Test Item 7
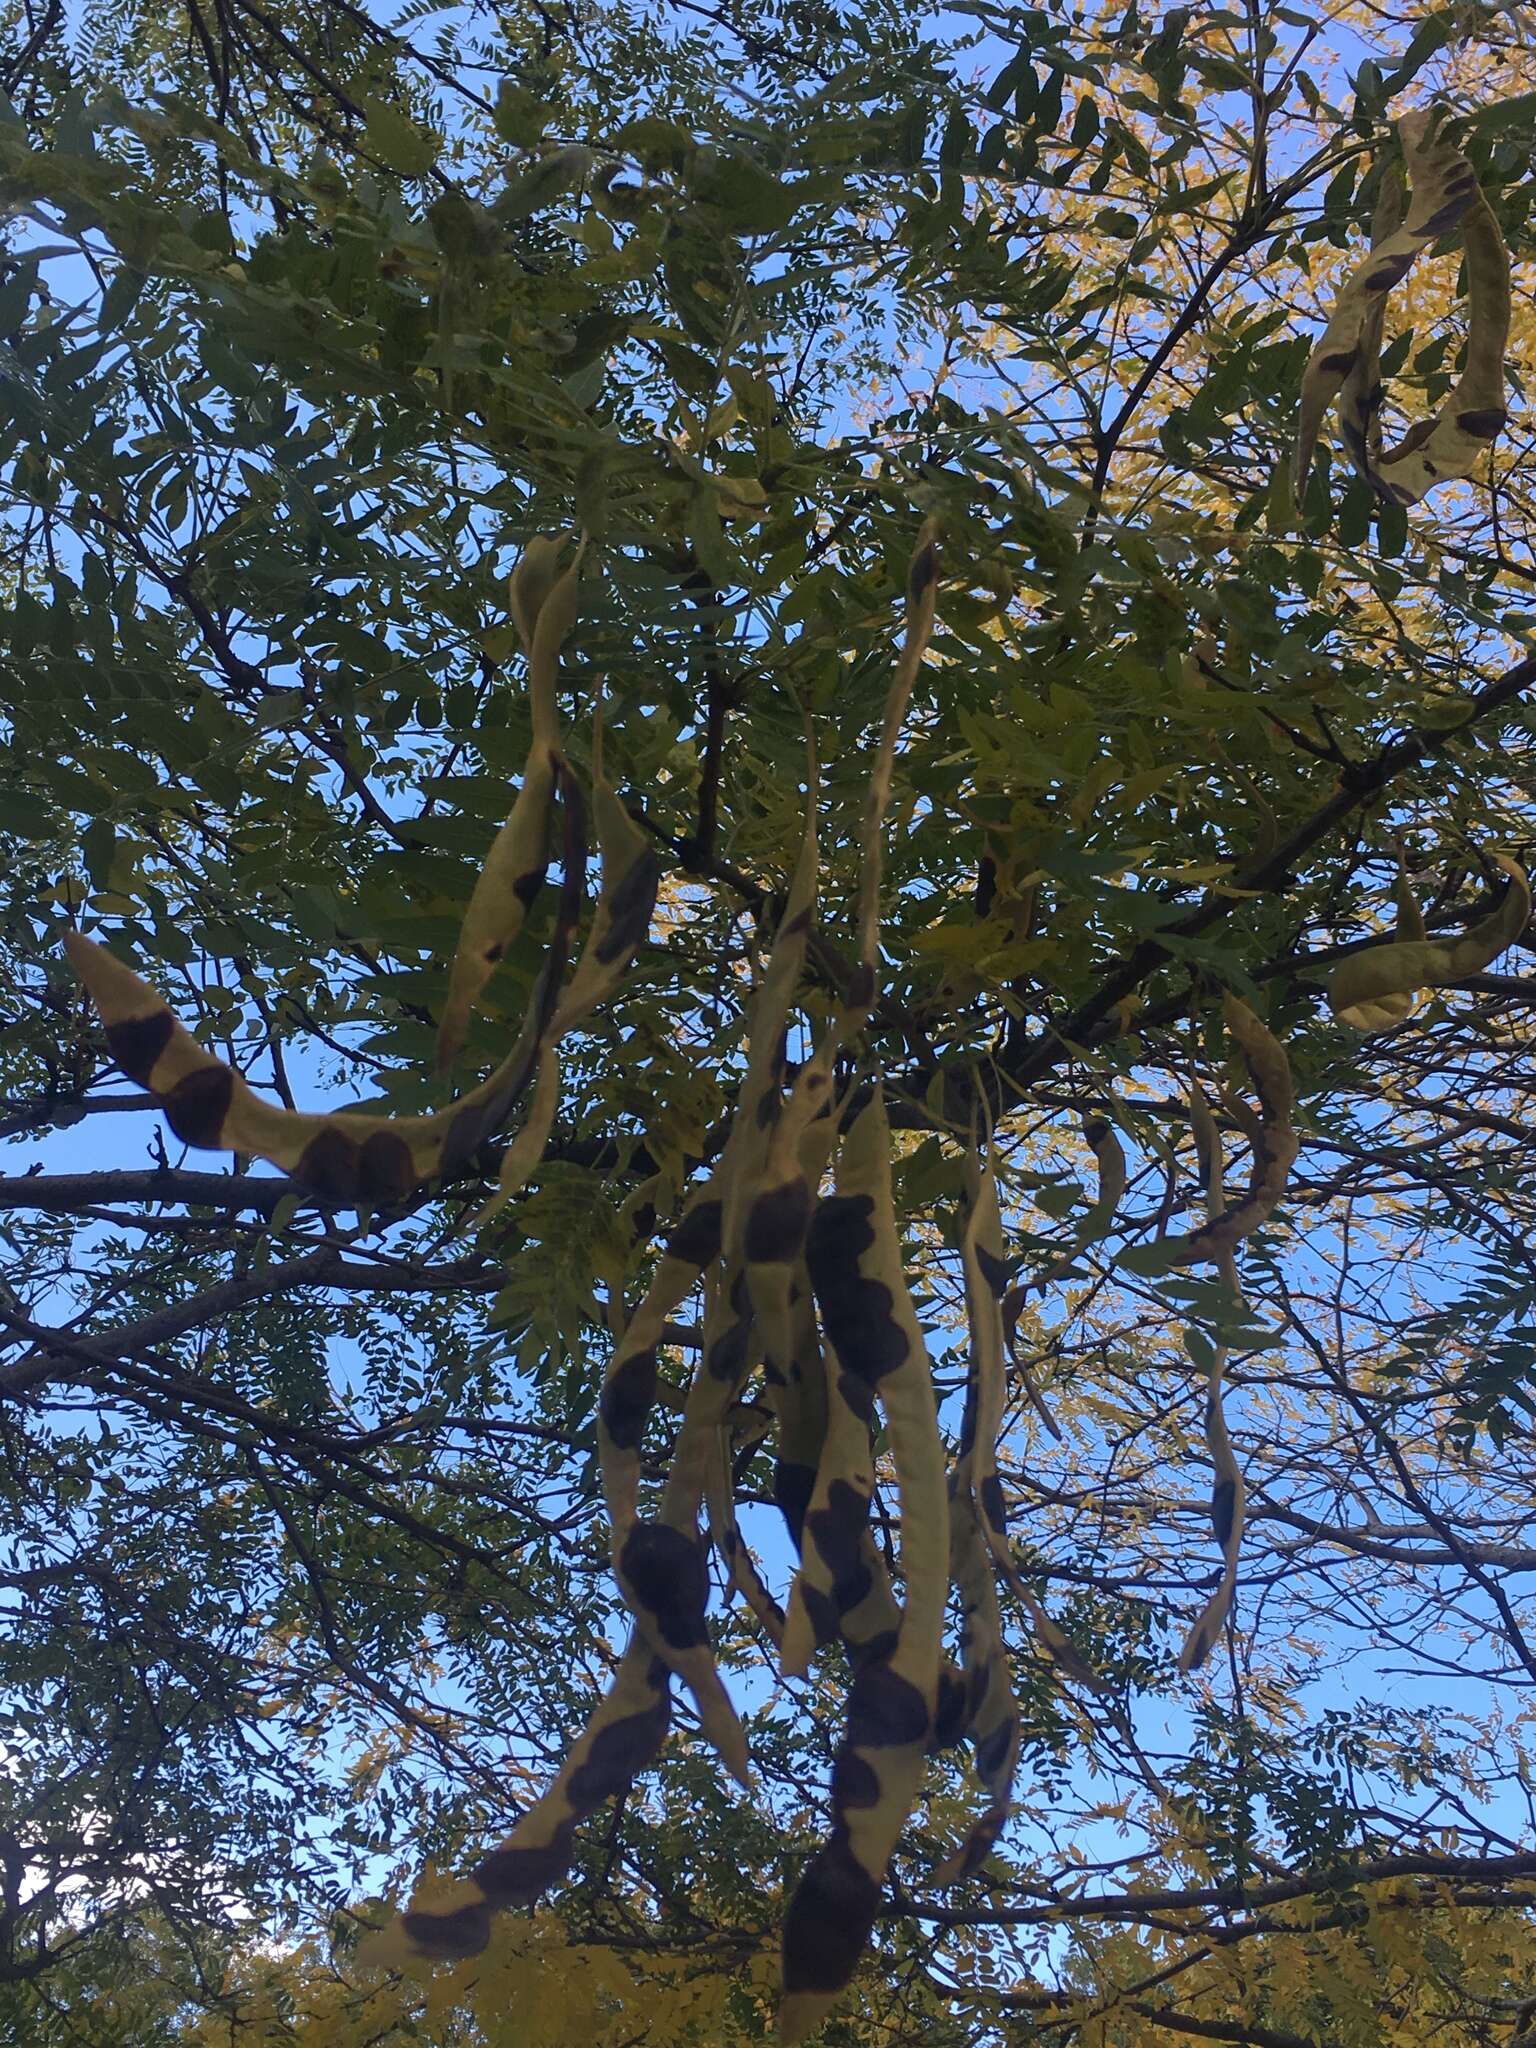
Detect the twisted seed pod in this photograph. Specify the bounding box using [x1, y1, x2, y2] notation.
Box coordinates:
[1294, 106, 1511, 508]
[596, 1187, 724, 1551]
[1001, 1110, 1127, 1441]
[437, 537, 579, 1070]
[962, 1132, 1105, 1694]
[547, 703, 660, 1039]
[467, 712, 660, 1229]
[363, 1636, 671, 1966]
[611, 1262, 754, 1784]
[933, 1140, 1022, 1882]
[1161, 994, 1296, 1267]
[770, 1116, 840, 1552]
[778, 1087, 949, 2043]
[1328, 854, 1530, 1032]
[1176, 1084, 1247, 1674]
[62, 766, 588, 1206]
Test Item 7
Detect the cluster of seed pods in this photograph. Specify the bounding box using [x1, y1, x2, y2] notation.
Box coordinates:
[1294, 102, 1511, 507]
[62, 153, 1531, 2015]
[64, 535, 659, 1212]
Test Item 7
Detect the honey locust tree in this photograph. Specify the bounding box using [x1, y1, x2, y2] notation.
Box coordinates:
[3, 1, 1536, 2044]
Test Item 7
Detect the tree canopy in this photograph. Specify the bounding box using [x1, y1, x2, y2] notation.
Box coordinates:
[4, 2, 1536, 2044]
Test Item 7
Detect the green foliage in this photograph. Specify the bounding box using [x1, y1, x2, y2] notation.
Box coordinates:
[4, 1, 1536, 2044]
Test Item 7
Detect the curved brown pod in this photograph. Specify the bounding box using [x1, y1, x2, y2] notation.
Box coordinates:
[1161, 994, 1296, 1268]
[1177, 1083, 1248, 1673]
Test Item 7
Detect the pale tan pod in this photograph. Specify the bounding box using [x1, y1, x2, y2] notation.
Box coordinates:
[1329, 855, 1530, 1032]
[1294, 105, 1510, 508]
[778, 1089, 949, 2041]
[436, 539, 582, 1071]
[65, 932, 548, 1205]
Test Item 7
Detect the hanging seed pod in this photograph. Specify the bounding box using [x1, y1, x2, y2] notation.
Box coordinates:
[1328, 854, 1530, 1032]
[778, 1087, 949, 2043]
[1294, 106, 1511, 507]
[596, 1184, 724, 1550]
[1176, 1084, 1247, 1674]
[777, 1123, 967, 1719]
[769, 1115, 840, 1553]
[62, 765, 588, 1206]
[1161, 995, 1296, 1267]
[363, 1636, 671, 1966]
[933, 1139, 1022, 1880]
[438, 535, 581, 1071]
[547, 700, 660, 1038]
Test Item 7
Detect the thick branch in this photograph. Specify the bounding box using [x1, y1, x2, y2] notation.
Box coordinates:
[1131, 2006, 1333, 2048]
[899, 650, 1536, 1124]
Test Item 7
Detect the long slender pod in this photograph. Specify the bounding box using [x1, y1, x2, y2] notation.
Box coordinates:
[779, 520, 943, 1671]
[466, 704, 658, 1227]
[770, 1114, 839, 1552]
[778, 1086, 949, 2042]
[933, 1136, 1022, 1881]
[852, 520, 941, 995]
[596, 1186, 724, 1550]
[779, 1125, 886, 1676]
[62, 764, 589, 1205]
[778, 1121, 967, 1727]
[1001, 1110, 1127, 1438]
[363, 1636, 671, 1966]
[610, 1246, 753, 1786]
[1160, 994, 1296, 1268]
[1177, 1083, 1247, 1674]
[437, 536, 580, 1070]
[1335, 163, 1407, 485]
[547, 698, 661, 1039]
